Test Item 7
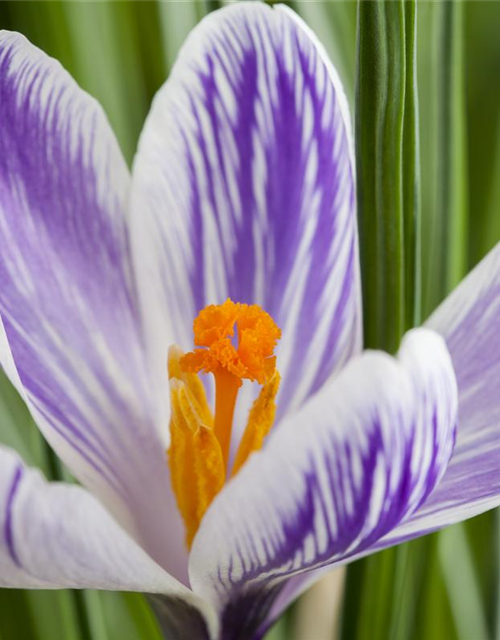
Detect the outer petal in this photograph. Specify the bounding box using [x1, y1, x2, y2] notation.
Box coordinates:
[265, 241, 500, 631]
[0, 32, 186, 579]
[0, 445, 185, 593]
[380, 243, 500, 546]
[188, 329, 457, 636]
[130, 3, 361, 428]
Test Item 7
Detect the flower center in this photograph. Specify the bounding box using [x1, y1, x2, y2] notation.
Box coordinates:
[167, 299, 281, 548]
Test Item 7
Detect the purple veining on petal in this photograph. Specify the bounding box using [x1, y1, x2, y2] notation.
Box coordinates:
[0, 446, 195, 594]
[189, 330, 457, 609]
[222, 426, 402, 589]
[0, 33, 188, 580]
[131, 3, 361, 435]
[222, 412, 451, 586]
[0, 42, 141, 469]
[220, 584, 282, 640]
[376, 245, 500, 546]
[188, 24, 358, 414]
[31, 396, 126, 497]
[4, 463, 23, 567]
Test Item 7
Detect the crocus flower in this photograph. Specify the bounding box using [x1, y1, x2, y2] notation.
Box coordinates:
[0, 4, 499, 639]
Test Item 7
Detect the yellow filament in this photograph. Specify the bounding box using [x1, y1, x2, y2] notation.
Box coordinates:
[232, 371, 281, 477]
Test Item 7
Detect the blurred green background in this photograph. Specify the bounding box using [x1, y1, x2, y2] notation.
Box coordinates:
[0, 1, 499, 639]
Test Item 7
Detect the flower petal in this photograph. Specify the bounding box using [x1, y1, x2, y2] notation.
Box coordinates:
[0, 32, 186, 579]
[130, 3, 361, 429]
[188, 329, 457, 628]
[380, 244, 500, 546]
[0, 445, 184, 593]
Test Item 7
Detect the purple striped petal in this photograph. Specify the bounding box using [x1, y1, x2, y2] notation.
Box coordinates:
[0, 445, 188, 594]
[0, 32, 187, 580]
[378, 243, 500, 547]
[188, 329, 457, 627]
[263, 242, 500, 629]
[130, 3, 361, 438]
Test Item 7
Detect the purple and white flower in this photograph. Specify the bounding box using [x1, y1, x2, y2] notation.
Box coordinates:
[0, 4, 499, 639]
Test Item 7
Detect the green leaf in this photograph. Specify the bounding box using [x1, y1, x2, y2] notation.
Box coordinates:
[0, 1, 75, 74]
[60, 1, 149, 165]
[402, 0, 421, 328]
[0, 372, 43, 470]
[81, 591, 110, 640]
[341, 548, 397, 639]
[158, 1, 207, 74]
[464, 1, 500, 266]
[412, 535, 458, 640]
[439, 524, 489, 640]
[0, 589, 88, 640]
[421, 0, 468, 315]
[355, 0, 408, 353]
[100, 592, 162, 640]
[0, 590, 41, 640]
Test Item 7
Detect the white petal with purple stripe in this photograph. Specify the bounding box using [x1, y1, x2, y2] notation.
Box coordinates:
[130, 2, 361, 436]
[188, 329, 457, 608]
[0, 31, 186, 580]
[379, 242, 500, 546]
[0, 445, 190, 594]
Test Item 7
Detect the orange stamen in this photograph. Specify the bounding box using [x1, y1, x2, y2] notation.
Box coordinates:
[193, 425, 225, 520]
[167, 299, 281, 548]
[232, 371, 281, 477]
[167, 376, 224, 548]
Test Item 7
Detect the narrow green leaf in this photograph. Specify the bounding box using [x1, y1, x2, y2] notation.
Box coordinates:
[412, 535, 458, 640]
[478, 112, 500, 258]
[82, 591, 110, 640]
[342, 3, 424, 639]
[158, 1, 207, 74]
[421, 0, 467, 315]
[341, 548, 398, 639]
[128, 1, 167, 103]
[0, 590, 39, 640]
[439, 525, 489, 640]
[0, 1, 75, 74]
[463, 1, 500, 266]
[29, 590, 87, 640]
[402, 0, 421, 328]
[457, 513, 496, 637]
[0, 373, 44, 470]
[388, 540, 428, 640]
[341, 542, 432, 640]
[100, 592, 162, 640]
[61, 1, 149, 164]
[355, 0, 407, 353]
[0, 589, 89, 640]
[436, 0, 468, 291]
